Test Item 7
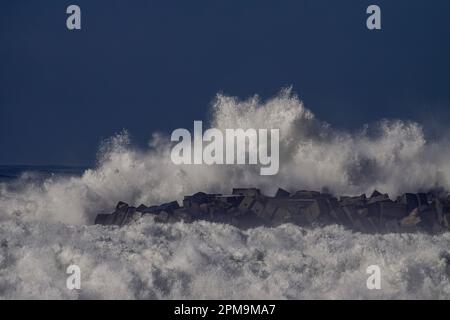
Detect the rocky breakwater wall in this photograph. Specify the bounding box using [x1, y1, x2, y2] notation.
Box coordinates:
[95, 188, 450, 233]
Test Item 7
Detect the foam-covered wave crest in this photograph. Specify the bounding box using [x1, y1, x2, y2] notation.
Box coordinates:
[0, 218, 449, 299]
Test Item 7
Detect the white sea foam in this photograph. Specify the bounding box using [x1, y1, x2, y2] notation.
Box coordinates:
[0, 218, 449, 299]
[1, 89, 450, 299]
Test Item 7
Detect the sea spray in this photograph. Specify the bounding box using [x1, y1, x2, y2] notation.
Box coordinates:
[1, 89, 450, 225]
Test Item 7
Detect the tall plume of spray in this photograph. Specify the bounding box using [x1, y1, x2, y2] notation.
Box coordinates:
[1, 88, 450, 225]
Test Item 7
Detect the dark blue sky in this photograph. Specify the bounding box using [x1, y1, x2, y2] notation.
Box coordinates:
[1, 0, 449, 165]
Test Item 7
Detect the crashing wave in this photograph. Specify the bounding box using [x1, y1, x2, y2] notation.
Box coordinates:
[1, 89, 450, 226]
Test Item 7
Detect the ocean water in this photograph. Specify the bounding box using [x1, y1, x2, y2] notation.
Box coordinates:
[1, 89, 450, 299]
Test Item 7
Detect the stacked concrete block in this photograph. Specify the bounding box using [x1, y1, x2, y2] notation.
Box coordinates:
[94, 187, 450, 234]
[258, 199, 278, 221]
[232, 188, 261, 197]
[303, 198, 329, 223]
[275, 188, 290, 198]
[238, 196, 256, 214]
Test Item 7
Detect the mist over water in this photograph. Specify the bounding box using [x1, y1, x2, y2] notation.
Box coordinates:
[1, 89, 450, 299]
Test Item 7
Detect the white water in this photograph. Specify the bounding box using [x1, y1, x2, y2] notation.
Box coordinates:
[1, 89, 450, 299]
[1, 217, 449, 299]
